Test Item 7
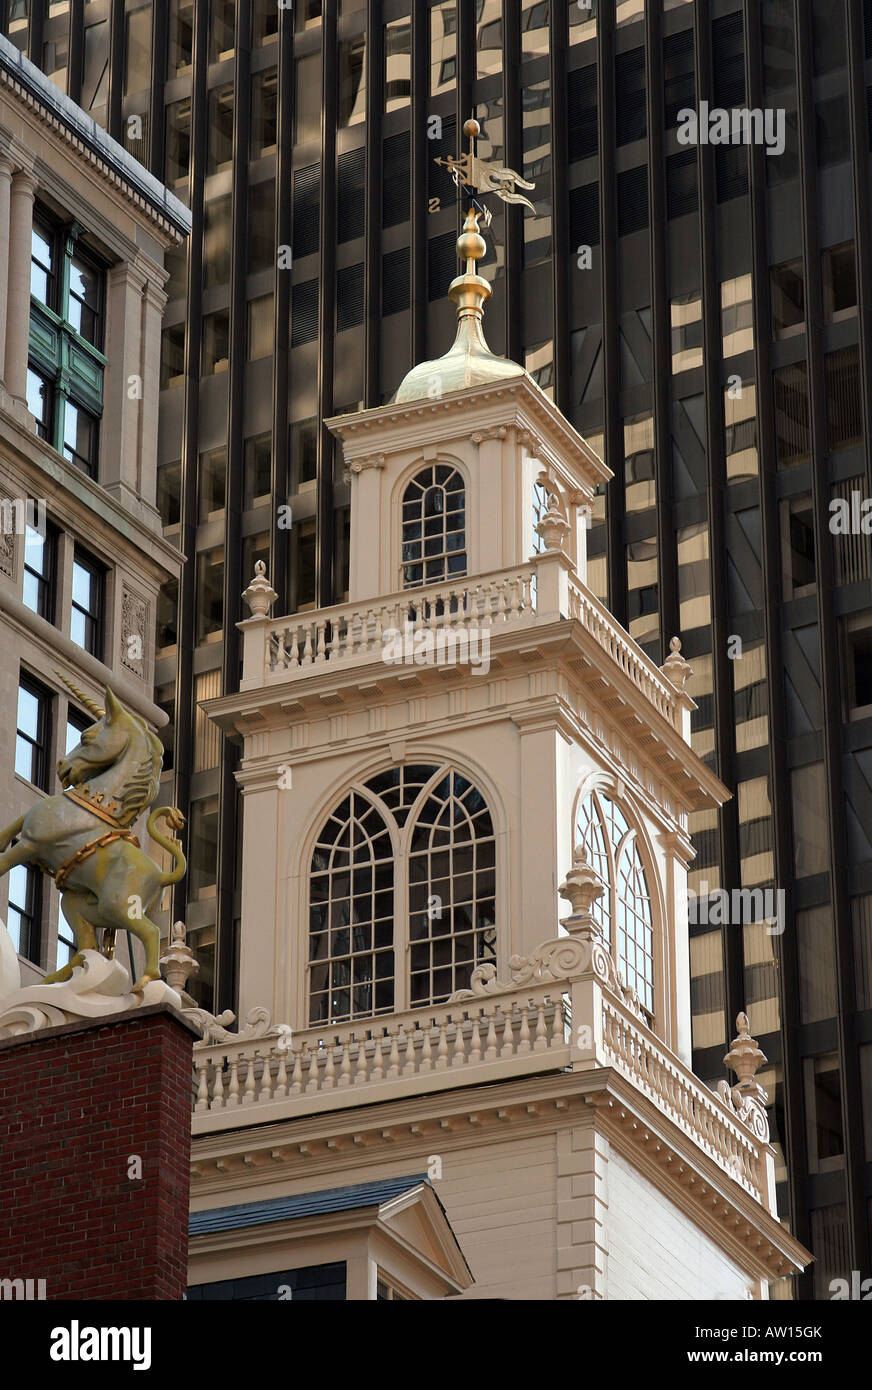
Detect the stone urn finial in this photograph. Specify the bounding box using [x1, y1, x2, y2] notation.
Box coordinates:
[724, 1012, 768, 1101]
[242, 559, 278, 617]
[558, 846, 605, 936]
[159, 921, 199, 1002]
[661, 635, 693, 693]
[535, 493, 570, 553]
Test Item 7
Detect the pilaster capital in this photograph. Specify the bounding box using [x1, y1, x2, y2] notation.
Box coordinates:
[107, 259, 149, 294]
[10, 171, 36, 204]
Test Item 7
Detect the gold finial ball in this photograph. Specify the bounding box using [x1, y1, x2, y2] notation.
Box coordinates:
[463, 118, 481, 140]
[457, 216, 486, 264]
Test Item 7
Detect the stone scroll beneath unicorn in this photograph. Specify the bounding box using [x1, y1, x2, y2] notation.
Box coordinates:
[0, 678, 186, 1009]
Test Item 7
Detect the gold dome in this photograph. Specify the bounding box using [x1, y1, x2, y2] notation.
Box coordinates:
[394, 209, 525, 404]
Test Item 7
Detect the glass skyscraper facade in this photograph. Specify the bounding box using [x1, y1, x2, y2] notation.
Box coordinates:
[4, 0, 872, 1298]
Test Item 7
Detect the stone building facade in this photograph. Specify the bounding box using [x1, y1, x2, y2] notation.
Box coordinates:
[0, 35, 190, 984]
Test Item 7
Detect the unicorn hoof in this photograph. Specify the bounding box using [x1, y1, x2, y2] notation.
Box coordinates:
[130, 972, 160, 994]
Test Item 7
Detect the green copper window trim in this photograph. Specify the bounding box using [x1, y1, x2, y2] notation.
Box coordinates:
[27, 220, 107, 476]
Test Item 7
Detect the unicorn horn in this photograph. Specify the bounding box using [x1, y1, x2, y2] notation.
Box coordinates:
[53, 670, 104, 721]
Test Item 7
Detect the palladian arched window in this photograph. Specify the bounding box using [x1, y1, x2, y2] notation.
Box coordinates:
[308, 764, 496, 1023]
[401, 465, 466, 588]
[574, 789, 654, 1013]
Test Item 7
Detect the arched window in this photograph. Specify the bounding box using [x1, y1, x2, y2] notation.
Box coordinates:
[401, 464, 466, 588]
[408, 771, 496, 1005]
[308, 790, 395, 1024]
[307, 765, 496, 1021]
[574, 789, 654, 1013]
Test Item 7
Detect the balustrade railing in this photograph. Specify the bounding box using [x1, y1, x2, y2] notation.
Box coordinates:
[600, 997, 767, 1204]
[190, 970, 772, 1212]
[566, 575, 681, 731]
[193, 984, 567, 1117]
[265, 565, 536, 675]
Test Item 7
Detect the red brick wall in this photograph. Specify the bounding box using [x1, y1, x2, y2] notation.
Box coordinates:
[0, 1005, 196, 1300]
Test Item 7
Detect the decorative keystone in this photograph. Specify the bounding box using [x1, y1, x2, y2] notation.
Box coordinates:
[242, 560, 278, 617]
[558, 845, 605, 931]
[724, 1012, 768, 1100]
[660, 635, 693, 693]
[159, 920, 199, 1001]
[535, 493, 570, 553]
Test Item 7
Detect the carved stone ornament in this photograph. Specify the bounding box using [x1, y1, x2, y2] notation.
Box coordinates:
[343, 453, 386, 484]
[186, 1004, 286, 1046]
[0, 528, 14, 578]
[159, 920, 199, 1002]
[720, 1012, 770, 1142]
[558, 845, 605, 920]
[242, 559, 278, 617]
[535, 492, 570, 553]
[0, 947, 182, 1039]
[661, 635, 693, 693]
[343, 453, 386, 485]
[120, 586, 149, 679]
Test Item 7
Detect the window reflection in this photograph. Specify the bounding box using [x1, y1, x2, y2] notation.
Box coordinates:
[431, 2, 456, 95]
[522, 81, 551, 267]
[476, 0, 502, 79]
[339, 37, 366, 128]
[521, 0, 549, 60]
[385, 17, 411, 112]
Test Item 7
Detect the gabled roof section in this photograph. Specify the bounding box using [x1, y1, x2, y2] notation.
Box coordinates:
[189, 1174, 431, 1234]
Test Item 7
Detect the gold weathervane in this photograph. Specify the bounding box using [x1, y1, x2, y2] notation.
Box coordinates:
[434, 117, 536, 224]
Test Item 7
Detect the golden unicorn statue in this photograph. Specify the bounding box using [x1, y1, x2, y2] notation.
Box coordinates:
[0, 679, 185, 992]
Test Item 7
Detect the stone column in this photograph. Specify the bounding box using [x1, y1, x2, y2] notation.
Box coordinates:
[101, 259, 148, 505]
[138, 275, 168, 505]
[4, 166, 36, 407]
[0, 153, 14, 388]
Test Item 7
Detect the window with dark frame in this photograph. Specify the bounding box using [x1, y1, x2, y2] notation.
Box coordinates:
[22, 520, 56, 622]
[16, 675, 50, 790]
[70, 550, 105, 658]
[7, 863, 41, 963]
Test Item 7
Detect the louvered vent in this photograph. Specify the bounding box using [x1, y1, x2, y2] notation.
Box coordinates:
[382, 247, 410, 316]
[291, 279, 319, 346]
[293, 164, 320, 259]
[428, 230, 457, 301]
[666, 149, 698, 218]
[716, 145, 748, 202]
[615, 47, 647, 146]
[337, 148, 366, 243]
[569, 182, 600, 248]
[663, 28, 694, 128]
[383, 132, 411, 227]
[712, 11, 745, 108]
[568, 65, 598, 162]
[336, 264, 365, 332]
[617, 166, 648, 235]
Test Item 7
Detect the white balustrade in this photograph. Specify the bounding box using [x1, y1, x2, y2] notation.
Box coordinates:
[266, 565, 536, 676]
[566, 575, 681, 731]
[599, 997, 767, 1204]
[192, 985, 567, 1118]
